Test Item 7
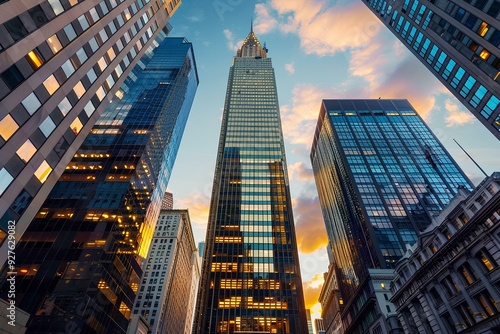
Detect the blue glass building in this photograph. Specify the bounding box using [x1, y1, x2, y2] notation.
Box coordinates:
[0, 35, 198, 333]
[311, 99, 473, 333]
[192, 28, 308, 334]
[362, 0, 500, 140]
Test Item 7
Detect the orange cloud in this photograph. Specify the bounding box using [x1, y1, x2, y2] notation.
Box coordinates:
[284, 61, 295, 75]
[292, 196, 328, 253]
[223, 29, 243, 52]
[176, 192, 211, 230]
[288, 161, 314, 183]
[302, 272, 325, 311]
[444, 98, 475, 127]
[254, 3, 278, 35]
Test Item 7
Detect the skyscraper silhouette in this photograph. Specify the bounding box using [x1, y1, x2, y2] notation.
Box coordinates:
[192, 27, 308, 333]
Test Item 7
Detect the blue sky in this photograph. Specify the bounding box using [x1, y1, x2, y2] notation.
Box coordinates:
[166, 0, 500, 319]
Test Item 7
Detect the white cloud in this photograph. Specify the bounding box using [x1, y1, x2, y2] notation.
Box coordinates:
[284, 61, 295, 74]
[223, 29, 242, 52]
[445, 98, 475, 127]
[254, 3, 278, 34]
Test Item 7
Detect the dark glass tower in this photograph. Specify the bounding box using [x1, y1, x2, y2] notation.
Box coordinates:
[0, 0, 181, 261]
[192, 28, 308, 334]
[0, 36, 198, 333]
[311, 99, 473, 333]
[361, 0, 500, 140]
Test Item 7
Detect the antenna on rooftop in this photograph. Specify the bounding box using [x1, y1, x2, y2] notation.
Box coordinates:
[453, 138, 488, 177]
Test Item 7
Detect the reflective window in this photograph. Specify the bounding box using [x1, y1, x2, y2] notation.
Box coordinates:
[34, 160, 52, 183]
[5, 17, 28, 42]
[64, 24, 77, 41]
[39, 117, 56, 137]
[96, 86, 106, 101]
[0, 115, 18, 140]
[58, 97, 72, 116]
[87, 68, 97, 83]
[460, 76, 476, 98]
[43, 75, 60, 95]
[480, 95, 499, 119]
[89, 8, 99, 23]
[89, 37, 99, 52]
[62, 59, 75, 77]
[470, 85, 487, 108]
[84, 101, 96, 117]
[0, 168, 14, 195]
[76, 48, 88, 64]
[73, 81, 86, 98]
[451, 67, 465, 88]
[78, 15, 89, 31]
[1, 65, 24, 89]
[28, 5, 48, 28]
[16, 140, 37, 163]
[22, 93, 41, 115]
[48, 0, 64, 15]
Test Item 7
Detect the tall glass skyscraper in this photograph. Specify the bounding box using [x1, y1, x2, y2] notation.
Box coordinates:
[192, 28, 308, 334]
[0, 36, 198, 333]
[311, 99, 473, 333]
[0, 0, 181, 264]
[361, 0, 500, 140]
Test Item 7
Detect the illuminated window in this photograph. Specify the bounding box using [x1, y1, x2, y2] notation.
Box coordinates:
[479, 49, 490, 60]
[73, 81, 85, 98]
[16, 140, 37, 162]
[476, 248, 497, 271]
[96, 86, 106, 101]
[97, 279, 118, 304]
[47, 34, 62, 53]
[35, 160, 52, 183]
[21, 93, 41, 115]
[97, 57, 107, 71]
[119, 302, 131, 319]
[0, 115, 18, 140]
[43, 75, 59, 95]
[107, 47, 116, 61]
[70, 118, 83, 135]
[477, 22, 489, 37]
[26, 50, 44, 69]
[0, 168, 14, 195]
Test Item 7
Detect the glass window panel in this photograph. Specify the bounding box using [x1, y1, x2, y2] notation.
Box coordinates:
[89, 8, 99, 23]
[39, 117, 56, 137]
[43, 75, 59, 95]
[76, 48, 88, 63]
[34, 160, 52, 183]
[47, 34, 63, 53]
[61, 59, 75, 77]
[28, 5, 48, 28]
[96, 86, 106, 101]
[16, 140, 37, 162]
[89, 37, 99, 52]
[58, 97, 72, 116]
[0, 115, 18, 140]
[5, 17, 28, 41]
[48, 0, 64, 15]
[98, 57, 107, 71]
[73, 81, 86, 98]
[64, 24, 77, 41]
[26, 50, 44, 70]
[84, 101, 95, 117]
[87, 68, 97, 83]
[78, 15, 89, 31]
[22, 93, 41, 115]
[1, 65, 24, 89]
[70, 118, 83, 135]
[0, 168, 14, 195]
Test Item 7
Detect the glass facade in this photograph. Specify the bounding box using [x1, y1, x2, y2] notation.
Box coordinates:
[0, 0, 180, 257]
[192, 29, 308, 334]
[0, 36, 198, 333]
[362, 0, 500, 140]
[310, 99, 473, 333]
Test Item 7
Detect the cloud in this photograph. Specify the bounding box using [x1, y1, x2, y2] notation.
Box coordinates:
[223, 29, 242, 52]
[254, 3, 278, 34]
[302, 273, 324, 312]
[176, 192, 211, 229]
[184, 8, 205, 22]
[288, 161, 314, 182]
[444, 98, 475, 127]
[284, 61, 295, 75]
[293, 196, 328, 253]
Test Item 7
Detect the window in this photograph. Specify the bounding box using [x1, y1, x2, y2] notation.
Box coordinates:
[39, 117, 56, 137]
[73, 81, 86, 98]
[22, 93, 41, 115]
[480, 95, 499, 119]
[458, 263, 478, 285]
[48, 0, 64, 15]
[16, 140, 37, 163]
[63, 24, 77, 41]
[47, 34, 63, 53]
[5, 17, 28, 42]
[477, 22, 489, 37]
[58, 97, 72, 116]
[26, 50, 45, 70]
[34, 160, 52, 183]
[476, 291, 497, 317]
[28, 5, 49, 28]
[476, 248, 497, 271]
[0, 168, 14, 195]
[61, 60, 75, 78]
[70, 118, 83, 135]
[43, 75, 60, 95]
[0, 115, 19, 140]
[1, 65, 24, 89]
[470, 85, 487, 108]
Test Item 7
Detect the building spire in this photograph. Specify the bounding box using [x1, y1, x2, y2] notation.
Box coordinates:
[250, 17, 253, 32]
[236, 22, 267, 58]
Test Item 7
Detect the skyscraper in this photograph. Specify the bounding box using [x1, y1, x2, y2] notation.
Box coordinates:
[130, 209, 199, 334]
[0, 36, 198, 333]
[361, 0, 500, 140]
[192, 27, 308, 333]
[311, 99, 473, 333]
[0, 0, 181, 261]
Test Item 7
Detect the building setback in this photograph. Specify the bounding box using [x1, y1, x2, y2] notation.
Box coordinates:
[129, 210, 199, 334]
[391, 172, 500, 333]
[311, 99, 473, 333]
[0, 0, 181, 265]
[0, 36, 198, 333]
[361, 0, 500, 140]
[192, 27, 308, 333]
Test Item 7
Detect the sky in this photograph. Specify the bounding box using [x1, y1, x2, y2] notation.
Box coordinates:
[166, 0, 500, 325]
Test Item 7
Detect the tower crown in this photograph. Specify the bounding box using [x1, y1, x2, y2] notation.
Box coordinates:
[237, 27, 266, 58]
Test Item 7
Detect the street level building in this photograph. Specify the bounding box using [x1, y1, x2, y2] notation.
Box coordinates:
[362, 0, 500, 140]
[0, 0, 181, 263]
[391, 172, 500, 333]
[318, 264, 343, 334]
[192, 26, 308, 333]
[311, 99, 473, 333]
[0, 36, 198, 333]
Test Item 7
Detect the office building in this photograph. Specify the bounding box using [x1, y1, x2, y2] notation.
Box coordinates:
[391, 172, 500, 333]
[318, 264, 343, 334]
[161, 191, 173, 210]
[315, 318, 327, 334]
[361, 0, 500, 140]
[0, 0, 181, 262]
[306, 309, 314, 334]
[0, 36, 198, 333]
[310, 99, 473, 333]
[130, 210, 199, 334]
[192, 26, 308, 333]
